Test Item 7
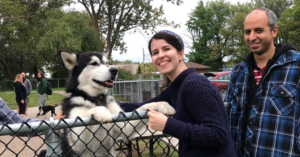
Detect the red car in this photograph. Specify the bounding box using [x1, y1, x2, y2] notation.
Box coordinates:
[204, 71, 232, 99]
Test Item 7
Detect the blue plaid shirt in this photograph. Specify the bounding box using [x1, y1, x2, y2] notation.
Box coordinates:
[0, 98, 40, 125]
[225, 46, 300, 157]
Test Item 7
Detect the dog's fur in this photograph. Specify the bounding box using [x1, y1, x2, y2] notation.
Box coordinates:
[50, 50, 176, 157]
[41, 105, 58, 117]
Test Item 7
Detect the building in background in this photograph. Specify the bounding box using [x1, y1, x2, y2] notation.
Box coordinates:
[113, 62, 211, 75]
[113, 64, 140, 75]
[184, 62, 211, 73]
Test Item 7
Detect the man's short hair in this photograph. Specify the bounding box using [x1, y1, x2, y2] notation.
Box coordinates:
[245, 7, 278, 30]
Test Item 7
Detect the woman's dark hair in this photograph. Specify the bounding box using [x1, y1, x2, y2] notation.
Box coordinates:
[148, 32, 184, 92]
[37, 72, 45, 82]
[148, 32, 183, 55]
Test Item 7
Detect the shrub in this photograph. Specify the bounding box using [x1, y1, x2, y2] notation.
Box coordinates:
[117, 68, 135, 80]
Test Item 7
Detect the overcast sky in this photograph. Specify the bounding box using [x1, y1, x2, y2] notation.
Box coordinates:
[68, 0, 249, 63]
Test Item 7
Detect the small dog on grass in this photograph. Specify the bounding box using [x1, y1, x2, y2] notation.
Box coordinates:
[37, 105, 58, 117]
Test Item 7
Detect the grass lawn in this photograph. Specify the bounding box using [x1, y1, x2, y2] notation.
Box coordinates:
[132, 139, 178, 157]
[0, 89, 65, 110]
[116, 139, 178, 157]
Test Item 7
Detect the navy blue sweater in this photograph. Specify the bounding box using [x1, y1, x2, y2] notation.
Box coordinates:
[120, 68, 236, 157]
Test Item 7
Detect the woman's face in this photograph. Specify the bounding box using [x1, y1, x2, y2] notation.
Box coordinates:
[150, 39, 184, 80]
[19, 75, 23, 82]
[38, 73, 41, 78]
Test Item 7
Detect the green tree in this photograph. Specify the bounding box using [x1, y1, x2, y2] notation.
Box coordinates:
[0, 0, 72, 80]
[36, 10, 102, 78]
[0, 0, 28, 80]
[113, 60, 134, 64]
[77, 0, 182, 60]
[278, 0, 300, 50]
[137, 65, 142, 74]
[0, 0, 103, 79]
[117, 68, 134, 80]
[223, 2, 253, 66]
[253, 0, 294, 19]
[140, 62, 155, 74]
[186, 0, 235, 70]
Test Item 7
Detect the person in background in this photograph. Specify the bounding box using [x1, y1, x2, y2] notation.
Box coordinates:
[36, 72, 47, 117]
[119, 30, 236, 157]
[225, 7, 300, 156]
[21, 72, 32, 116]
[14, 74, 26, 118]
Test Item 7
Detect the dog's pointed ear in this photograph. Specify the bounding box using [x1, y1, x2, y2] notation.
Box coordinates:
[102, 50, 109, 60]
[58, 50, 77, 70]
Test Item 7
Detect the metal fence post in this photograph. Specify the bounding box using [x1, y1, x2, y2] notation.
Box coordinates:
[151, 76, 155, 98]
[139, 76, 143, 102]
[159, 75, 163, 92]
[112, 84, 115, 96]
[131, 82, 133, 102]
[123, 82, 126, 100]
[118, 82, 122, 94]
[45, 117, 62, 157]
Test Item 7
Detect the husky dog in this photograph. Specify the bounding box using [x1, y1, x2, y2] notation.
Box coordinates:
[57, 50, 175, 157]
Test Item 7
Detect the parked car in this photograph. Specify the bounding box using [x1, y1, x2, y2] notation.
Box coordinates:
[204, 71, 232, 99]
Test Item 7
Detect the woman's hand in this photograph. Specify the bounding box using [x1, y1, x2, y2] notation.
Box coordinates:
[147, 109, 168, 131]
[21, 100, 24, 104]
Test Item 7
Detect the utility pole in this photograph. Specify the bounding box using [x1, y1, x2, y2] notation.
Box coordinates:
[143, 48, 145, 74]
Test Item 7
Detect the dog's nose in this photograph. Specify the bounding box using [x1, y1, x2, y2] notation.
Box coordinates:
[109, 67, 118, 75]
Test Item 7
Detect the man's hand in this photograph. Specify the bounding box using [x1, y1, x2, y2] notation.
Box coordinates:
[55, 111, 65, 120]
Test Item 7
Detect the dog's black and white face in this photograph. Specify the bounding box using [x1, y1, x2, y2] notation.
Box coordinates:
[59, 50, 118, 97]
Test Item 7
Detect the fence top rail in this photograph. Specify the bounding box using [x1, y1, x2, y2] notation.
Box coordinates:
[0, 111, 152, 136]
[208, 80, 230, 83]
[114, 80, 159, 83]
[0, 78, 230, 83]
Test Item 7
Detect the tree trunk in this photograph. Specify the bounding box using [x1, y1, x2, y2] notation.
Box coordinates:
[1, 59, 14, 80]
[33, 65, 39, 79]
[218, 57, 223, 71]
[21, 54, 30, 72]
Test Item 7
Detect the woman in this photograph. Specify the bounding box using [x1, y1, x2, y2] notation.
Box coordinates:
[14, 74, 27, 118]
[120, 30, 236, 156]
[36, 72, 47, 117]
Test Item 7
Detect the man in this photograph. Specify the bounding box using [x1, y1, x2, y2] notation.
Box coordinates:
[225, 7, 300, 157]
[21, 72, 32, 115]
[0, 98, 39, 125]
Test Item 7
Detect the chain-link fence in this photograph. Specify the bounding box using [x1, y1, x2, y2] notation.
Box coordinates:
[0, 111, 178, 157]
[110, 77, 229, 103]
[110, 76, 161, 103]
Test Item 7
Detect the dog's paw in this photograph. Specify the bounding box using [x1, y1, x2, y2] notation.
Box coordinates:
[87, 106, 112, 123]
[137, 101, 175, 115]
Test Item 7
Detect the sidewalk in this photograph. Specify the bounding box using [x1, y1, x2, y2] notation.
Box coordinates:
[14, 91, 67, 120]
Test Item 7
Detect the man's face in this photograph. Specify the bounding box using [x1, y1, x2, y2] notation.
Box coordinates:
[244, 10, 278, 56]
[21, 73, 26, 78]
